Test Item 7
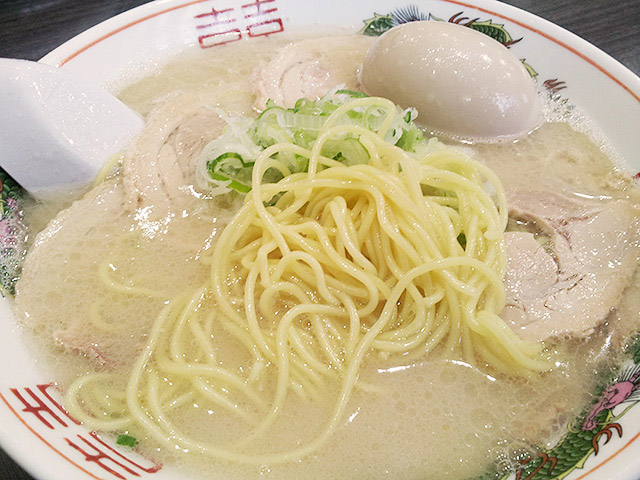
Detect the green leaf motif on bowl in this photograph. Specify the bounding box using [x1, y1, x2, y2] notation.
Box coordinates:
[0, 168, 26, 297]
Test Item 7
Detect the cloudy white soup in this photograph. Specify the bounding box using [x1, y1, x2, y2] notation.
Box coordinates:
[12, 26, 640, 480]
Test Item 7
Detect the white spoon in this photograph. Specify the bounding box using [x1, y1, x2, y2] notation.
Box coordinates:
[0, 58, 143, 200]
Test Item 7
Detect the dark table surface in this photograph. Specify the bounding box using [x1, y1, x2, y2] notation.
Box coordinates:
[0, 0, 639, 479]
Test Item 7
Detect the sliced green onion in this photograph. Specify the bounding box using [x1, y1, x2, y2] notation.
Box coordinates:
[335, 89, 369, 98]
[198, 92, 426, 197]
[207, 152, 253, 193]
[116, 434, 138, 447]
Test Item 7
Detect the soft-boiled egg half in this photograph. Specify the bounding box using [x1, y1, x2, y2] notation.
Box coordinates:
[360, 21, 541, 140]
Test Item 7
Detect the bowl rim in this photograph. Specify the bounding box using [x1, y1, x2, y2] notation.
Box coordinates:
[39, 0, 640, 103]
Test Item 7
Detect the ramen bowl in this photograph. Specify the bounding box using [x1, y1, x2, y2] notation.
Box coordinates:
[1, 1, 640, 480]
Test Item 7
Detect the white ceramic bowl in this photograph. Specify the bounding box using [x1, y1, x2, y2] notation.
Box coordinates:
[1, 1, 640, 479]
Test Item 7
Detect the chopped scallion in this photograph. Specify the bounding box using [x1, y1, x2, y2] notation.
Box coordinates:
[116, 434, 138, 447]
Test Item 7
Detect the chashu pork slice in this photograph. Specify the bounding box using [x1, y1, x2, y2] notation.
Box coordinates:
[15, 178, 223, 365]
[253, 36, 373, 109]
[122, 86, 253, 214]
[501, 190, 640, 342]
[13, 181, 139, 364]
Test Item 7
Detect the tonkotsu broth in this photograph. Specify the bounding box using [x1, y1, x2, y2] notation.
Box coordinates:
[12, 34, 640, 480]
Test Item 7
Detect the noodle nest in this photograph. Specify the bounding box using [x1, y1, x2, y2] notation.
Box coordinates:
[67, 97, 547, 463]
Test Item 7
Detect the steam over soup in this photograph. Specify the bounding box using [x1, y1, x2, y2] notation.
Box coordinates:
[13, 34, 640, 480]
